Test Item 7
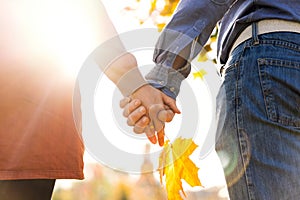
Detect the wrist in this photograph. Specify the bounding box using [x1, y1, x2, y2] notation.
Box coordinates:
[113, 53, 148, 96]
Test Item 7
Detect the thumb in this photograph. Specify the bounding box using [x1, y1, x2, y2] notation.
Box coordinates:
[162, 94, 181, 114]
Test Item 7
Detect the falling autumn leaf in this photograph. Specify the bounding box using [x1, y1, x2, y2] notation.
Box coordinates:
[158, 137, 202, 200]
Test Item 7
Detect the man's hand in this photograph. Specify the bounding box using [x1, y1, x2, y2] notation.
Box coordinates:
[120, 84, 180, 146]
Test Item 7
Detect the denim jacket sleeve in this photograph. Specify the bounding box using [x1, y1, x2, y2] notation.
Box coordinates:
[145, 0, 236, 99]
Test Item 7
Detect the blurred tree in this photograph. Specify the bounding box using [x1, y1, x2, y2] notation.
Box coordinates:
[134, 144, 167, 200]
[53, 150, 167, 200]
[133, 0, 218, 62]
[148, 0, 179, 30]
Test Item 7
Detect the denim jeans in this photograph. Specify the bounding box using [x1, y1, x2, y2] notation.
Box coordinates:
[216, 24, 300, 200]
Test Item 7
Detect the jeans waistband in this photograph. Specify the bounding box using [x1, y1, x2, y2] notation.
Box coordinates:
[220, 19, 300, 75]
[229, 19, 300, 56]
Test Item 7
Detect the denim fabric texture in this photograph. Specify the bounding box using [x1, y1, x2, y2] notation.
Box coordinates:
[215, 27, 300, 200]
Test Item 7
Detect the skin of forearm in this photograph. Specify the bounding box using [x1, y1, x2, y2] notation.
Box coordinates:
[104, 52, 138, 85]
[94, 2, 147, 95]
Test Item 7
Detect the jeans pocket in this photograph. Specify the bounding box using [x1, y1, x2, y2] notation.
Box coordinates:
[258, 58, 300, 128]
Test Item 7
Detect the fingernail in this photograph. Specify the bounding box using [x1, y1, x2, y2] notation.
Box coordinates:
[158, 138, 164, 147]
[139, 107, 145, 113]
[142, 117, 148, 123]
[134, 100, 140, 106]
[150, 137, 157, 144]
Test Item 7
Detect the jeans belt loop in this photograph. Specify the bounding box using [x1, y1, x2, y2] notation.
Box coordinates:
[229, 19, 300, 56]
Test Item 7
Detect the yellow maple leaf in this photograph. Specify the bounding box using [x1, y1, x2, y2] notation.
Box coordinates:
[158, 137, 202, 200]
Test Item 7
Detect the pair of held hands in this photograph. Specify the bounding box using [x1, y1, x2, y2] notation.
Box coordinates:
[119, 84, 181, 146]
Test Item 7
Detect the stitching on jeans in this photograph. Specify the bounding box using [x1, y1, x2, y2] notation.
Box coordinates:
[235, 50, 255, 200]
[258, 58, 300, 69]
[260, 39, 300, 52]
[258, 58, 300, 127]
[210, 0, 231, 5]
[238, 129, 255, 200]
[225, 42, 251, 74]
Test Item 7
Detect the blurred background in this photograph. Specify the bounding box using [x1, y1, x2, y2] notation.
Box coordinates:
[51, 0, 229, 199]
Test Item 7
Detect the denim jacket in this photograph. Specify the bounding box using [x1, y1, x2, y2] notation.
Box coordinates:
[145, 0, 300, 99]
